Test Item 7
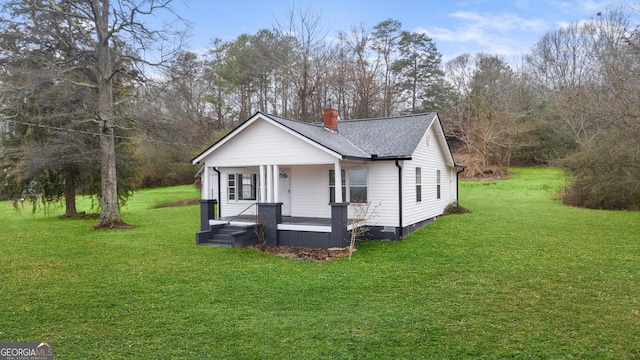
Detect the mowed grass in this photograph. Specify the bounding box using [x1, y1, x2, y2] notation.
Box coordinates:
[1, 168, 639, 359]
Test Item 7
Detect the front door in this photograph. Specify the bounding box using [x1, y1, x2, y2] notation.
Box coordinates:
[278, 169, 291, 216]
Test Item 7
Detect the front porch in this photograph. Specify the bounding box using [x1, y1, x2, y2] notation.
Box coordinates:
[196, 200, 352, 249]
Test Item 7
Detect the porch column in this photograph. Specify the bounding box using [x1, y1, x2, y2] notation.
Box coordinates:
[273, 164, 279, 204]
[202, 166, 209, 199]
[266, 165, 273, 202]
[259, 165, 266, 202]
[334, 162, 343, 202]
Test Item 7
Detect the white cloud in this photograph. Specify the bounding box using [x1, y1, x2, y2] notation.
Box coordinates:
[449, 11, 550, 33]
[419, 10, 549, 59]
[548, 0, 614, 14]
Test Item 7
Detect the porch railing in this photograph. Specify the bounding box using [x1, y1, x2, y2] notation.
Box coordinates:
[225, 202, 258, 226]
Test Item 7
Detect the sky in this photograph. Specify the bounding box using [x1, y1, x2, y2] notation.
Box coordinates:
[169, 0, 620, 63]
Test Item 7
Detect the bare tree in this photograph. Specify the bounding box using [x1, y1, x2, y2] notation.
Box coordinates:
[371, 19, 402, 117]
[1, 0, 185, 227]
[276, 4, 336, 122]
[348, 201, 379, 260]
[446, 53, 527, 177]
[336, 25, 382, 119]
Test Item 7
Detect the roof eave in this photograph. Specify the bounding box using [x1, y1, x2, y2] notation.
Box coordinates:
[371, 155, 412, 161]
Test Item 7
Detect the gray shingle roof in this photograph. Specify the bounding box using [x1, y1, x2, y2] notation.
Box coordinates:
[264, 112, 437, 159]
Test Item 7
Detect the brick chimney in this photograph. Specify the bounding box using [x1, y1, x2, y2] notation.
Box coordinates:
[323, 100, 339, 132]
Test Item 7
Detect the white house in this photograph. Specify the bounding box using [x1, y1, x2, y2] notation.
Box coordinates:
[191, 105, 464, 248]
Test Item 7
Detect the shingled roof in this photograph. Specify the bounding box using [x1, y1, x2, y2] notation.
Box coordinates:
[192, 111, 448, 164]
[263, 112, 438, 160]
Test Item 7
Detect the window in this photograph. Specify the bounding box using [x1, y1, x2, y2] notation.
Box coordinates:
[329, 169, 346, 203]
[227, 174, 236, 201]
[228, 173, 258, 201]
[239, 173, 257, 200]
[349, 169, 367, 203]
[436, 170, 441, 200]
[416, 167, 422, 202]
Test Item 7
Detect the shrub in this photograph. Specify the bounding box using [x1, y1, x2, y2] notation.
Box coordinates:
[560, 130, 640, 210]
[443, 202, 471, 215]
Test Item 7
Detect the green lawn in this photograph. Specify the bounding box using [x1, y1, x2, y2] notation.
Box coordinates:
[1, 168, 639, 359]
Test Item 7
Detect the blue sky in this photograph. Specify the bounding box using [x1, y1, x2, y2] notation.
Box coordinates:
[171, 0, 618, 62]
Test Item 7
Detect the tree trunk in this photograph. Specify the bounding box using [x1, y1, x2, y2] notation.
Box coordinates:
[95, 0, 124, 228]
[64, 169, 77, 217]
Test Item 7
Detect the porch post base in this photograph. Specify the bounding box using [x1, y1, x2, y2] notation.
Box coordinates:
[199, 199, 217, 231]
[257, 203, 282, 246]
[330, 202, 349, 248]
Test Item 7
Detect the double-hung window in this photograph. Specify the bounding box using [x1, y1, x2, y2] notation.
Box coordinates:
[228, 173, 258, 201]
[227, 174, 236, 201]
[416, 167, 422, 202]
[329, 168, 368, 203]
[436, 170, 441, 200]
[349, 169, 367, 203]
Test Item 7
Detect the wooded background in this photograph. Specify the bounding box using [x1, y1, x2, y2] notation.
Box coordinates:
[1, 1, 639, 218]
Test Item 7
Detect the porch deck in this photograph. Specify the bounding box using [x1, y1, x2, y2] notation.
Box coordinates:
[211, 215, 329, 225]
[209, 215, 357, 234]
[199, 201, 353, 248]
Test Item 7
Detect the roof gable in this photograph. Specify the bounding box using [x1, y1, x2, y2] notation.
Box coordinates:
[191, 112, 345, 164]
[418, 116, 456, 167]
[192, 111, 456, 165]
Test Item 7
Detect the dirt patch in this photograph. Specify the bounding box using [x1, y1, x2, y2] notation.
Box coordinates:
[93, 222, 136, 230]
[58, 212, 99, 220]
[471, 170, 514, 181]
[257, 245, 352, 262]
[153, 199, 200, 209]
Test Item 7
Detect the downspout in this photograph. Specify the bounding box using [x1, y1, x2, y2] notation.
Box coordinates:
[456, 164, 465, 204]
[395, 160, 403, 240]
[214, 167, 221, 217]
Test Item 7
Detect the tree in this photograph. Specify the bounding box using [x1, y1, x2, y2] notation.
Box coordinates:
[0, 0, 185, 227]
[335, 25, 381, 119]
[524, 6, 640, 209]
[276, 4, 336, 122]
[394, 31, 444, 113]
[0, 54, 100, 215]
[371, 19, 402, 117]
[0, 1, 108, 216]
[445, 53, 528, 177]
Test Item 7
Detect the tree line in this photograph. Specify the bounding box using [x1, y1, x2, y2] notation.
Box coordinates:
[1, 1, 638, 226]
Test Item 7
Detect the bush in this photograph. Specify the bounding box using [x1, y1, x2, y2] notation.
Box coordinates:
[560, 130, 640, 210]
[511, 120, 578, 166]
[443, 202, 472, 215]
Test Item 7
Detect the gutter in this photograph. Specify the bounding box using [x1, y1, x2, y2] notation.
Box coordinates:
[395, 160, 403, 239]
[214, 167, 221, 217]
[370, 155, 412, 161]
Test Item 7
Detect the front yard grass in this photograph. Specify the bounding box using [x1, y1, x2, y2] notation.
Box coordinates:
[1, 168, 639, 358]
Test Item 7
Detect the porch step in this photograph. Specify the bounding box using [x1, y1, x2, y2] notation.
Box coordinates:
[198, 224, 258, 247]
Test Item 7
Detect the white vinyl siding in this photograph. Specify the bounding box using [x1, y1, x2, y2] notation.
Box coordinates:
[290, 166, 332, 218]
[204, 119, 337, 167]
[403, 124, 456, 227]
[361, 161, 398, 227]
